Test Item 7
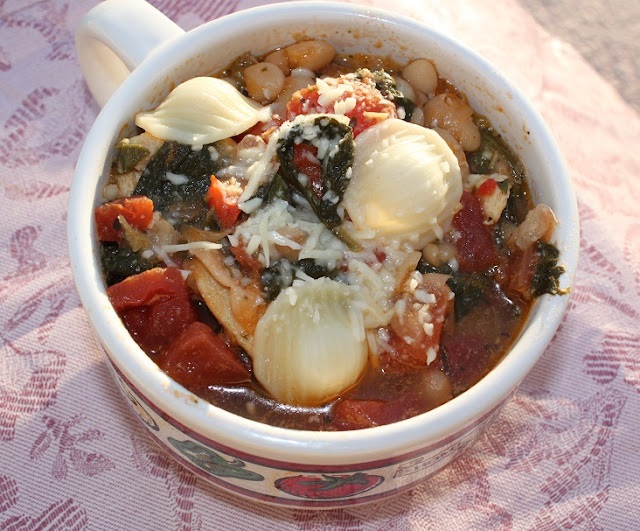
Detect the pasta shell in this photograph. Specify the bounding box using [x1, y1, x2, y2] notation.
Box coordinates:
[252, 277, 367, 407]
[135, 77, 270, 145]
[343, 119, 462, 248]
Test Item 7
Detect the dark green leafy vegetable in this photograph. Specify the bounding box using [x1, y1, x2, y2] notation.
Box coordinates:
[468, 116, 525, 181]
[260, 258, 338, 301]
[417, 257, 454, 276]
[134, 141, 222, 225]
[256, 173, 291, 205]
[497, 179, 511, 193]
[446, 273, 491, 320]
[469, 116, 531, 225]
[501, 180, 530, 225]
[101, 242, 153, 286]
[226, 52, 258, 95]
[114, 140, 150, 173]
[296, 258, 337, 280]
[277, 115, 354, 228]
[261, 259, 293, 301]
[531, 242, 568, 297]
[366, 69, 416, 121]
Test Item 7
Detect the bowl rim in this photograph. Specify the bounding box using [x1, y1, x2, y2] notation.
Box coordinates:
[68, 0, 580, 463]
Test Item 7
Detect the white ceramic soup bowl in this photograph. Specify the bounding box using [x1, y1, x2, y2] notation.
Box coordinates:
[69, 0, 579, 508]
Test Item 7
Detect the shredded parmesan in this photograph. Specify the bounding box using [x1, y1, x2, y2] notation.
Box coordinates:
[164, 172, 189, 185]
[161, 241, 222, 253]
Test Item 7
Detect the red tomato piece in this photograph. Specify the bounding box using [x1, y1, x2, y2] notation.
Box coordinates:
[450, 191, 501, 273]
[476, 177, 498, 197]
[286, 81, 397, 137]
[380, 330, 442, 372]
[107, 267, 197, 356]
[440, 281, 522, 393]
[95, 196, 154, 242]
[205, 176, 242, 229]
[333, 398, 417, 430]
[379, 274, 452, 372]
[157, 322, 250, 388]
[235, 116, 284, 141]
[440, 334, 489, 393]
[292, 143, 323, 198]
[229, 244, 263, 280]
[504, 244, 537, 300]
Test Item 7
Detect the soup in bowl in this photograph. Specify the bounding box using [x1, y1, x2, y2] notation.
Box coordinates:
[70, 0, 578, 507]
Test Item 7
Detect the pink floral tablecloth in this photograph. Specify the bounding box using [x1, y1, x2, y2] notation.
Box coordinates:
[1, 0, 639, 529]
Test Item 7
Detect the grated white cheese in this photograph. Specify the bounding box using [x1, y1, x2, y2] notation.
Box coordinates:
[333, 97, 357, 116]
[238, 113, 350, 208]
[160, 241, 222, 253]
[164, 172, 189, 185]
[208, 145, 220, 161]
[414, 289, 436, 304]
[231, 198, 347, 268]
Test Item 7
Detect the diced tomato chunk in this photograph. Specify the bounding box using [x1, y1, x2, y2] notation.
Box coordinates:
[95, 196, 154, 242]
[230, 245, 263, 280]
[292, 143, 323, 198]
[380, 330, 441, 372]
[504, 244, 537, 300]
[157, 322, 250, 388]
[476, 177, 498, 197]
[205, 176, 242, 229]
[440, 281, 523, 393]
[333, 397, 417, 430]
[235, 117, 284, 141]
[379, 274, 452, 372]
[451, 191, 501, 273]
[107, 267, 197, 356]
[440, 334, 489, 393]
[286, 81, 397, 137]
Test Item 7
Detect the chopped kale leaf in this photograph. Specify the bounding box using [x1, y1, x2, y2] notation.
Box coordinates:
[531, 242, 567, 297]
[277, 115, 354, 228]
[366, 69, 416, 121]
[417, 257, 454, 276]
[101, 242, 153, 286]
[256, 173, 291, 205]
[468, 117, 525, 183]
[226, 52, 258, 95]
[114, 140, 150, 173]
[446, 273, 491, 320]
[133, 141, 222, 226]
[501, 180, 530, 225]
[261, 260, 293, 301]
[261, 258, 337, 301]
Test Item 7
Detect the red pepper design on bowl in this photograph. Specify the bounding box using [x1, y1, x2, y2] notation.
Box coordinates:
[275, 472, 384, 499]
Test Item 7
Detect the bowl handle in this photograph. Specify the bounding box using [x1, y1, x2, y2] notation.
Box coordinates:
[76, 0, 184, 107]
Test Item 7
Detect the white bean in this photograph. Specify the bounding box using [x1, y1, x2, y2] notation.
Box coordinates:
[423, 94, 481, 151]
[290, 67, 315, 78]
[243, 62, 285, 104]
[421, 368, 452, 407]
[410, 106, 424, 126]
[264, 48, 290, 76]
[402, 58, 438, 95]
[422, 241, 456, 266]
[271, 74, 315, 116]
[394, 76, 416, 102]
[492, 158, 512, 176]
[285, 40, 336, 72]
[432, 127, 470, 178]
[414, 90, 429, 107]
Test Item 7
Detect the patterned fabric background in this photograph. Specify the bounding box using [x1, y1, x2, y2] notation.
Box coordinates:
[0, 0, 638, 529]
